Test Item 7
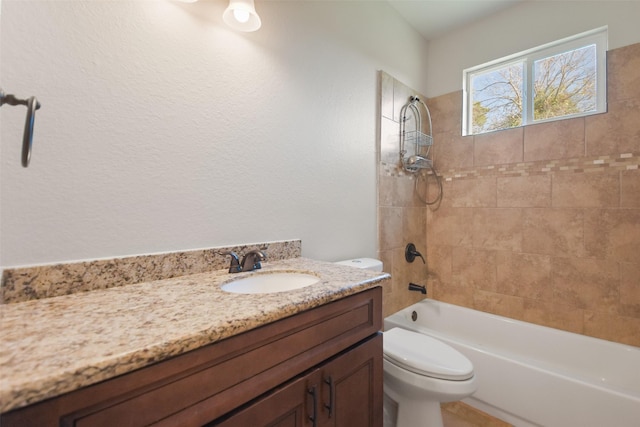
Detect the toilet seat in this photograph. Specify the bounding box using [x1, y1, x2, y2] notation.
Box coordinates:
[383, 328, 474, 381]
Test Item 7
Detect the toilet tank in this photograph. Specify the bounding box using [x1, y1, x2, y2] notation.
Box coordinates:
[335, 258, 383, 272]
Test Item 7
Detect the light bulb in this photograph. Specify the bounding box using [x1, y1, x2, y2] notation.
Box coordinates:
[233, 9, 250, 23]
[223, 0, 261, 32]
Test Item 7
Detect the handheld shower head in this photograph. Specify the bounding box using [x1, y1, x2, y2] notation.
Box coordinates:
[403, 155, 432, 172]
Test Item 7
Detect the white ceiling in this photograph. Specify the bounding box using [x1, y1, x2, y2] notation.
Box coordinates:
[387, 0, 523, 40]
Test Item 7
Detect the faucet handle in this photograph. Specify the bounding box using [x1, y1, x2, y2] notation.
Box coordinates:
[405, 243, 425, 264]
[226, 251, 242, 273]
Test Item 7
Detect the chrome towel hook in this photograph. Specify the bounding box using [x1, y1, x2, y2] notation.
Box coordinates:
[0, 87, 42, 167]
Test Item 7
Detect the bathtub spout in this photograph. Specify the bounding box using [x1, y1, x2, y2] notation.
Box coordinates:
[408, 283, 427, 294]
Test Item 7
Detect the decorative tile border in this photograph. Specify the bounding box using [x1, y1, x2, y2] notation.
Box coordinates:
[442, 152, 640, 181]
[381, 153, 639, 181]
[1, 240, 302, 304]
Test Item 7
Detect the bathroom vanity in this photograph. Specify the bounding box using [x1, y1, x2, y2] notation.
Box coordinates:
[0, 257, 387, 426]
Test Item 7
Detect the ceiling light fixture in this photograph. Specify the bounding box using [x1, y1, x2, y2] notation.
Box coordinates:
[223, 0, 261, 32]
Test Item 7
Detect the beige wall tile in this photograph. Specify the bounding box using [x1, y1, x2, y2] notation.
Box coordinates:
[472, 208, 523, 251]
[452, 247, 497, 291]
[552, 172, 619, 208]
[607, 43, 640, 103]
[451, 177, 497, 208]
[522, 299, 584, 334]
[474, 127, 523, 166]
[380, 175, 415, 208]
[585, 98, 640, 155]
[552, 257, 619, 314]
[497, 175, 551, 208]
[413, 173, 430, 206]
[379, 206, 403, 251]
[385, 247, 410, 316]
[427, 207, 474, 247]
[496, 251, 552, 300]
[426, 206, 452, 246]
[431, 178, 453, 209]
[621, 171, 640, 207]
[380, 115, 400, 165]
[620, 262, 640, 318]
[427, 90, 462, 135]
[523, 208, 585, 257]
[584, 311, 640, 347]
[473, 290, 525, 319]
[584, 209, 640, 262]
[378, 173, 395, 207]
[433, 283, 474, 308]
[427, 244, 452, 286]
[403, 206, 427, 245]
[421, 173, 445, 206]
[524, 118, 585, 162]
[449, 208, 475, 247]
[432, 131, 474, 171]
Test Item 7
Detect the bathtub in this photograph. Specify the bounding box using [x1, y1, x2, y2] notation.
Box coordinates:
[384, 299, 640, 427]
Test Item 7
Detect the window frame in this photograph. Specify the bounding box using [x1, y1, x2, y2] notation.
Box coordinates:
[462, 26, 608, 136]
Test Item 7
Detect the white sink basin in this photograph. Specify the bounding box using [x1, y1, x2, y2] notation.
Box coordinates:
[221, 271, 321, 294]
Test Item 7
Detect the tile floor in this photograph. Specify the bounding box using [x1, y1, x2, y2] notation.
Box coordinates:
[441, 402, 513, 427]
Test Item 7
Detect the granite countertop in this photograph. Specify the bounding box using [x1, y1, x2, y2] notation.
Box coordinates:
[0, 257, 389, 413]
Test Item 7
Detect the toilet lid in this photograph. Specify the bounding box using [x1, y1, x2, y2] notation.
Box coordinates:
[383, 328, 474, 381]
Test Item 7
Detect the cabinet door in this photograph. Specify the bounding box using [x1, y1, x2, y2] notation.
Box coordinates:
[211, 370, 320, 427]
[212, 334, 383, 427]
[320, 334, 383, 427]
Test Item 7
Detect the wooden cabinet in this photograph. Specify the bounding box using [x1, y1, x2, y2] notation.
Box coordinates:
[1, 288, 382, 427]
[213, 334, 382, 427]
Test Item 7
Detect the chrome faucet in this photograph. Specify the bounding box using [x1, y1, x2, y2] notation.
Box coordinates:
[241, 250, 266, 272]
[226, 250, 266, 273]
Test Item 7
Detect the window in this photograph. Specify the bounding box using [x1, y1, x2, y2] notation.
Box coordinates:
[463, 27, 607, 136]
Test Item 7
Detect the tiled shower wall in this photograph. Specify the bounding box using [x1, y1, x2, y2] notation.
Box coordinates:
[378, 72, 431, 317]
[423, 42, 640, 347]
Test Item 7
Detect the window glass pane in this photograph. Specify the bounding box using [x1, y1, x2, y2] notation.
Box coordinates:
[533, 44, 597, 121]
[470, 63, 524, 134]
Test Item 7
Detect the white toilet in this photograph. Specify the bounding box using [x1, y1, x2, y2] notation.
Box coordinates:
[383, 327, 477, 427]
[336, 258, 477, 427]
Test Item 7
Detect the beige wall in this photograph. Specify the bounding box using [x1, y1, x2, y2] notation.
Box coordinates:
[418, 43, 639, 347]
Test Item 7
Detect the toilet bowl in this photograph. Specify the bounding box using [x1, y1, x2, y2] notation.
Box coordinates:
[383, 327, 477, 427]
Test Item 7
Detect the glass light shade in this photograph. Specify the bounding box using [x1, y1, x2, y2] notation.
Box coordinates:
[233, 9, 250, 23]
[223, 0, 261, 32]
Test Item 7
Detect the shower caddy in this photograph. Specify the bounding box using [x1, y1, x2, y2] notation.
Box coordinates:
[399, 96, 442, 205]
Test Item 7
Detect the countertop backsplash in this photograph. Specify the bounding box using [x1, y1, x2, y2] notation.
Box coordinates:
[1, 240, 302, 304]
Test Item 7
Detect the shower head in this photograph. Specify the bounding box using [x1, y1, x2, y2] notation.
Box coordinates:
[403, 155, 432, 172]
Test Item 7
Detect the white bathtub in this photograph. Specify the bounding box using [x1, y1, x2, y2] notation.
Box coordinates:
[384, 299, 640, 427]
